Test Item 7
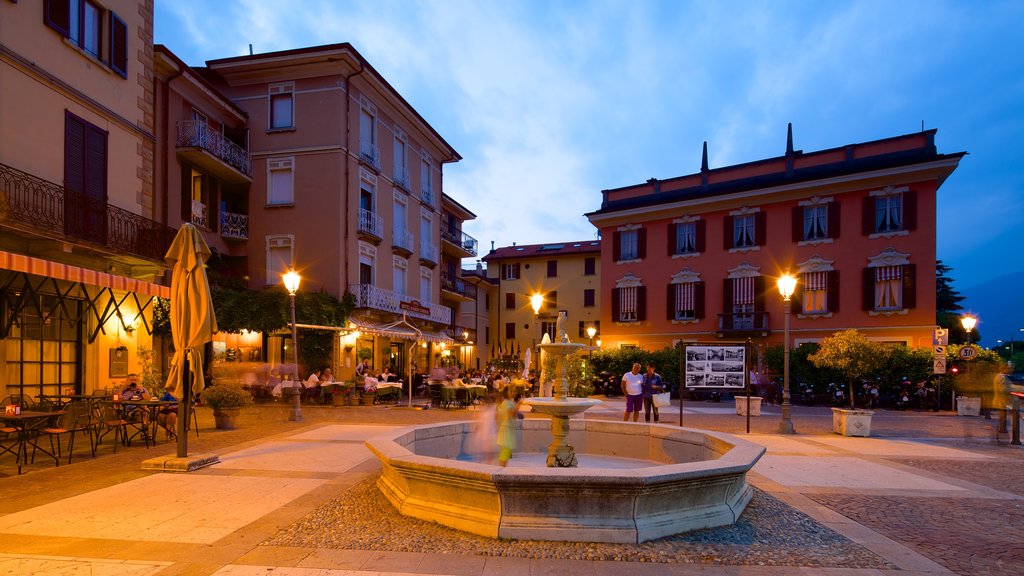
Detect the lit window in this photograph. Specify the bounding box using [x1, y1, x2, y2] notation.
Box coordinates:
[874, 266, 902, 310]
[672, 282, 697, 320]
[618, 286, 637, 322]
[802, 271, 828, 314]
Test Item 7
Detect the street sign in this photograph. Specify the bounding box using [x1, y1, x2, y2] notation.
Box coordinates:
[933, 328, 949, 346]
[959, 345, 978, 360]
[933, 356, 947, 374]
[934, 345, 946, 357]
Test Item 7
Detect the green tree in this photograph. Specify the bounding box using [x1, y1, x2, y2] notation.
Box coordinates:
[808, 329, 886, 408]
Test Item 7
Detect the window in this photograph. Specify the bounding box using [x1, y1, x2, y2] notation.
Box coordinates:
[584, 257, 596, 275]
[734, 215, 755, 248]
[359, 262, 373, 285]
[189, 169, 210, 228]
[266, 236, 293, 286]
[47, 0, 126, 73]
[502, 263, 520, 280]
[393, 195, 409, 250]
[541, 322, 556, 341]
[793, 202, 839, 242]
[420, 211, 433, 261]
[721, 274, 765, 331]
[864, 265, 916, 311]
[583, 289, 595, 307]
[393, 258, 407, 295]
[876, 195, 902, 233]
[546, 291, 557, 310]
[672, 222, 699, 255]
[864, 189, 916, 235]
[393, 133, 409, 188]
[359, 101, 378, 166]
[505, 292, 516, 310]
[420, 157, 433, 204]
[802, 271, 828, 314]
[617, 230, 639, 260]
[6, 295, 81, 399]
[268, 158, 293, 205]
[505, 322, 515, 340]
[108, 12, 127, 76]
[64, 112, 107, 244]
[420, 267, 431, 301]
[614, 286, 641, 322]
[668, 282, 704, 320]
[804, 206, 827, 240]
[547, 260, 557, 277]
[269, 83, 294, 130]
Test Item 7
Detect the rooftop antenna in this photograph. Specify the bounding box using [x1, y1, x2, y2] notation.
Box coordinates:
[248, 44, 254, 56]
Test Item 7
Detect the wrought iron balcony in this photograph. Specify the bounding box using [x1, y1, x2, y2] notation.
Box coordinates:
[360, 142, 380, 170]
[441, 224, 478, 257]
[441, 270, 477, 300]
[419, 243, 438, 267]
[717, 312, 770, 334]
[358, 209, 383, 241]
[348, 283, 451, 324]
[191, 200, 208, 229]
[176, 121, 252, 182]
[420, 182, 433, 207]
[220, 211, 248, 240]
[392, 227, 414, 255]
[394, 167, 411, 190]
[0, 161, 174, 262]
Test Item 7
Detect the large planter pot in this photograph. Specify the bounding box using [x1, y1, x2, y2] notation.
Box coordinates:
[832, 408, 873, 437]
[213, 407, 241, 430]
[332, 391, 350, 406]
[361, 393, 376, 406]
[956, 396, 981, 416]
[734, 396, 762, 416]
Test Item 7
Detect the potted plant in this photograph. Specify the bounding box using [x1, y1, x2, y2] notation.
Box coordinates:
[200, 383, 254, 429]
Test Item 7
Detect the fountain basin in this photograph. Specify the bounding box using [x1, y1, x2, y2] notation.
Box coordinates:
[523, 396, 602, 416]
[365, 419, 765, 543]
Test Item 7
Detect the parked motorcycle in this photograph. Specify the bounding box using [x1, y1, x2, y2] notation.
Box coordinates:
[894, 387, 911, 410]
[829, 383, 847, 407]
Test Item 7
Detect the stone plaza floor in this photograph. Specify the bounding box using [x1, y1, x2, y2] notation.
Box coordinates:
[0, 397, 1021, 575]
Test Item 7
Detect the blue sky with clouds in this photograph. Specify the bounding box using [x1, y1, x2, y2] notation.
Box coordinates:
[155, 0, 1023, 336]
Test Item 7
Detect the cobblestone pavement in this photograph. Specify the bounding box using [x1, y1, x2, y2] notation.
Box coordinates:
[0, 399, 1020, 576]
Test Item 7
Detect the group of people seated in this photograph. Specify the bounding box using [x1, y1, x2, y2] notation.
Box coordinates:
[114, 374, 179, 440]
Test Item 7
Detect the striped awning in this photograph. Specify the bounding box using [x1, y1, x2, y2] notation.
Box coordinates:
[875, 265, 902, 281]
[804, 271, 828, 291]
[0, 250, 170, 299]
[733, 276, 754, 305]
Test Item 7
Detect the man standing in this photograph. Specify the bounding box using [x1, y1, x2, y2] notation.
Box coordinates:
[642, 363, 665, 423]
[621, 362, 643, 422]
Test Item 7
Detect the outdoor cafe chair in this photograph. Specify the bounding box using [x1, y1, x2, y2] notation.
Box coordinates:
[0, 424, 19, 462]
[95, 402, 129, 453]
[36, 404, 93, 464]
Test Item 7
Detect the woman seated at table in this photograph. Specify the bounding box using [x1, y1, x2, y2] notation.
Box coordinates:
[379, 367, 395, 382]
[156, 391, 178, 439]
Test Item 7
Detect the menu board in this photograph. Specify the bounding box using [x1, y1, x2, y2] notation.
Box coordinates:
[684, 346, 746, 388]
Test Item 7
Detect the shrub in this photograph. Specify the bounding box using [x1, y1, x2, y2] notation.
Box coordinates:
[200, 383, 254, 410]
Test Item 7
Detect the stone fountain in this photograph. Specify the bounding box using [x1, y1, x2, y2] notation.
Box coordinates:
[523, 311, 601, 467]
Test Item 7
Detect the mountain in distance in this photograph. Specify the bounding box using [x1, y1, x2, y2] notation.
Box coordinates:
[960, 270, 1024, 348]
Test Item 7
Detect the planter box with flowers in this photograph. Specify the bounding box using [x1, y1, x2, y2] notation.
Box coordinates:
[200, 384, 255, 429]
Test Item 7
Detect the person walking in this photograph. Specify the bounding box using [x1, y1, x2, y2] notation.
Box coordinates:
[496, 389, 522, 466]
[621, 362, 644, 422]
[642, 362, 665, 423]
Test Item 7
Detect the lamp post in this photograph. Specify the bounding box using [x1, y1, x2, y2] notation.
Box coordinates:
[587, 325, 597, 358]
[283, 269, 302, 422]
[776, 273, 797, 434]
[530, 292, 544, 346]
[961, 315, 977, 347]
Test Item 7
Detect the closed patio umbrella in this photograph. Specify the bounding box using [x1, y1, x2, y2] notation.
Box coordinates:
[164, 223, 218, 458]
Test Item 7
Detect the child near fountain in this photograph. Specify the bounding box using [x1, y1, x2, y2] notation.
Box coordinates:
[496, 388, 522, 466]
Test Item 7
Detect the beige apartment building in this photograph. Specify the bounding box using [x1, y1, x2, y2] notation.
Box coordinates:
[482, 241, 602, 361]
[0, 0, 171, 400]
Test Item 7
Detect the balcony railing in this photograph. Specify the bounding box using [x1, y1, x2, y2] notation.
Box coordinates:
[358, 209, 383, 239]
[441, 270, 477, 300]
[360, 143, 380, 169]
[420, 183, 433, 206]
[394, 167, 410, 189]
[0, 161, 174, 262]
[419, 243, 438, 265]
[717, 312, 770, 332]
[349, 283, 451, 324]
[392, 227, 414, 253]
[191, 200, 208, 228]
[177, 121, 252, 178]
[441, 225, 478, 257]
[221, 211, 248, 240]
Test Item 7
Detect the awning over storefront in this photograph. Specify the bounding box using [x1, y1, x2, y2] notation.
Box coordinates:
[347, 316, 453, 344]
[0, 250, 170, 298]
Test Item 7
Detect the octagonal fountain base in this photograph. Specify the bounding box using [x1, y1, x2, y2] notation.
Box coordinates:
[365, 419, 765, 543]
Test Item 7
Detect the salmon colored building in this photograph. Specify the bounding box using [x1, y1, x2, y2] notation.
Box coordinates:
[482, 241, 602, 360]
[586, 128, 965, 357]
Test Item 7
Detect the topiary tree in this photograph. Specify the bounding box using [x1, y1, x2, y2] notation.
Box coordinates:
[808, 329, 886, 409]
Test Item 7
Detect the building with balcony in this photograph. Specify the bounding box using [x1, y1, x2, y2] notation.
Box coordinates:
[0, 0, 172, 399]
[482, 240, 602, 361]
[202, 43, 466, 380]
[585, 128, 965, 358]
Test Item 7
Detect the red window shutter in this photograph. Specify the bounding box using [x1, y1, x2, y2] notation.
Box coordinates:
[723, 215, 733, 249]
[826, 270, 840, 312]
[64, 114, 85, 194]
[753, 275, 766, 312]
[791, 280, 802, 313]
[666, 284, 676, 320]
[903, 190, 917, 231]
[862, 268, 875, 310]
[792, 206, 803, 242]
[637, 228, 647, 259]
[611, 288, 620, 321]
[613, 231, 621, 261]
[694, 281, 705, 319]
[636, 286, 647, 321]
[722, 278, 733, 313]
[45, 0, 71, 37]
[754, 212, 766, 246]
[902, 264, 916, 309]
[667, 223, 677, 255]
[514, 263, 521, 278]
[109, 12, 128, 78]
[827, 201, 841, 239]
[862, 196, 874, 235]
[695, 219, 706, 252]
[84, 125, 107, 201]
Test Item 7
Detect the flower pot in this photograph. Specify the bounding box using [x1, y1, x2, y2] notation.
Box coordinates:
[734, 396, 762, 416]
[213, 407, 241, 430]
[332, 392, 349, 406]
[956, 396, 981, 416]
[832, 408, 873, 437]
[361, 393, 376, 406]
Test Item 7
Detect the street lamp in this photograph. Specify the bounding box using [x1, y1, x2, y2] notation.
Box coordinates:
[587, 325, 597, 357]
[961, 315, 977, 346]
[776, 273, 798, 435]
[530, 291, 544, 347]
[282, 269, 302, 421]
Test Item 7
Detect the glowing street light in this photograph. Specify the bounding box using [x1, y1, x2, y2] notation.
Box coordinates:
[961, 315, 977, 346]
[282, 269, 302, 421]
[587, 325, 597, 358]
[776, 273, 797, 434]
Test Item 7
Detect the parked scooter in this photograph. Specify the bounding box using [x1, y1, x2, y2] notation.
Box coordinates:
[894, 386, 911, 410]
[829, 382, 847, 407]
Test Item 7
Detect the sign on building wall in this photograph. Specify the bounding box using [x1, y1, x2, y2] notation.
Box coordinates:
[684, 346, 746, 388]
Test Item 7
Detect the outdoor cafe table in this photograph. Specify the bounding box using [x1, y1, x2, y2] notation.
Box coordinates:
[109, 399, 176, 447]
[39, 393, 104, 410]
[441, 384, 486, 408]
[0, 410, 61, 474]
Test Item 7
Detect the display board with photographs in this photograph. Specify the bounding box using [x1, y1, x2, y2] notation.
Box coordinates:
[684, 346, 746, 388]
